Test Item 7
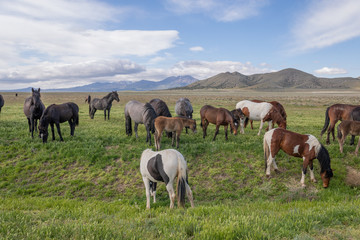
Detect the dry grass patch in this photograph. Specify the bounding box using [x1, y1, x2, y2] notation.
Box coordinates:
[346, 166, 360, 187]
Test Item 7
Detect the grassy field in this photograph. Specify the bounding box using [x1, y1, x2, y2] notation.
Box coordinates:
[1, 90, 360, 239]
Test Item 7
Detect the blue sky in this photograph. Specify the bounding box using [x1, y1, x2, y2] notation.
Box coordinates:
[0, 0, 359, 90]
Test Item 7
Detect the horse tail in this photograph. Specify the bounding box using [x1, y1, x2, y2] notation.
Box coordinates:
[263, 134, 270, 172]
[125, 113, 132, 136]
[337, 123, 342, 140]
[320, 107, 330, 137]
[176, 154, 187, 208]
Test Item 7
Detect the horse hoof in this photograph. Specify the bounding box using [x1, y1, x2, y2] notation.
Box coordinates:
[266, 174, 271, 179]
[274, 169, 281, 174]
[311, 179, 317, 183]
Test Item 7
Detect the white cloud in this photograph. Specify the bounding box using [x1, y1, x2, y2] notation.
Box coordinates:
[165, 0, 268, 22]
[314, 67, 347, 75]
[190, 46, 204, 52]
[291, 0, 360, 52]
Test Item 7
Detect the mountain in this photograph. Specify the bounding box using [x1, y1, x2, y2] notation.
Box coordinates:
[5, 75, 198, 92]
[181, 68, 360, 90]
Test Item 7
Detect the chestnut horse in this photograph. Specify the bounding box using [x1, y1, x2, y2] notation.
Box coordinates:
[264, 128, 333, 188]
[236, 100, 286, 136]
[320, 104, 359, 144]
[154, 116, 197, 150]
[249, 100, 287, 130]
[200, 105, 238, 141]
[337, 120, 360, 155]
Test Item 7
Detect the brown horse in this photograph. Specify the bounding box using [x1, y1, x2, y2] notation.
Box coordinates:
[248, 100, 287, 130]
[264, 128, 333, 188]
[337, 120, 360, 155]
[200, 105, 238, 141]
[154, 116, 197, 150]
[320, 104, 359, 144]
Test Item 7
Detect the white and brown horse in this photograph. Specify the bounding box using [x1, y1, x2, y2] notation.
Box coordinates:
[249, 100, 287, 130]
[236, 100, 286, 135]
[263, 128, 333, 188]
[140, 149, 194, 209]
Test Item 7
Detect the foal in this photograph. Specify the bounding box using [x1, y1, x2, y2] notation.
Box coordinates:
[337, 120, 360, 155]
[154, 116, 197, 150]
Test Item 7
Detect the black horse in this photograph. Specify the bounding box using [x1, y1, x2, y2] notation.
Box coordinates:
[86, 91, 119, 120]
[175, 98, 193, 133]
[39, 102, 79, 143]
[150, 98, 172, 138]
[0, 94, 4, 112]
[23, 88, 45, 138]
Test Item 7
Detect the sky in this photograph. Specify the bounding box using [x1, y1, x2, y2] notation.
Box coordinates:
[0, 0, 360, 90]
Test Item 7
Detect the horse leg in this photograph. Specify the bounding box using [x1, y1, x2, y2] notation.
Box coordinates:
[151, 182, 157, 203]
[50, 123, 55, 140]
[202, 120, 209, 138]
[172, 132, 176, 147]
[326, 120, 336, 144]
[107, 108, 110, 120]
[176, 131, 181, 148]
[213, 124, 220, 141]
[300, 157, 309, 188]
[55, 123, 63, 141]
[69, 120, 74, 136]
[250, 120, 254, 129]
[266, 145, 280, 177]
[339, 132, 346, 153]
[142, 177, 151, 209]
[258, 121, 265, 136]
[355, 138, 360, 156]
[185, 183, 195, 208]
[34, 119, 38, 132]
[30, 117, 34, 138]
[224, 125, 228, 140]
[134, 123, 139, 138]
[104, 109, 107, 120]
[267, 120, 273, 131]
[350, 135, 355, 145]
[145, 126, 152, 146]
[309, 160, 317, 183]
[166, 182, 175, 209]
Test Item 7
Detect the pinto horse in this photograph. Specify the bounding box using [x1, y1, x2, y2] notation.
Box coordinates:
[249, 100, 287, 130]
[337, 120, 360, 155]
[154, 116, 197, 150]
[230, 108, 246, 134]
[38, 102, 79, 143]
[200, 105, 238, 141]
[140, 148, 195, 209]
[236, 100, 286, 136]
[23, 88, 45, 138]
[86, 91, 119, 120]
[263, 128, 333, 188]
[320, 104, 359, 144]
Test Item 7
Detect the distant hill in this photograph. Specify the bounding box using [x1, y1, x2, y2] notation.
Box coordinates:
[5, 75, 198, 92]
[181, 68, 360, 90]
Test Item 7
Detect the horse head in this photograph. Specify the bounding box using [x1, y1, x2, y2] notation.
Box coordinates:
[31, 88, 41, 107]
[112, 91, 120, 102]
[38, 116, 49, 143]
[189, 119, 197, 133]
[231, 109, 245, 134]
[317, 145, 333, 188]
[320, 169, 333, 188]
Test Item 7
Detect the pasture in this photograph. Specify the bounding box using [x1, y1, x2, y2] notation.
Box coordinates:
[1, 90, 360, 239]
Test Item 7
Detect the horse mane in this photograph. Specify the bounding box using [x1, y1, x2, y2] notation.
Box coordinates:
[144, 103, 157, 122]
[103, 92, 113, 99]
[150, 99, 172, 117]
[317, 145, 333, 178]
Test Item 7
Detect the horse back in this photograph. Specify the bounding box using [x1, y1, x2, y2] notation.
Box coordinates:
[329, 104, 358, 121]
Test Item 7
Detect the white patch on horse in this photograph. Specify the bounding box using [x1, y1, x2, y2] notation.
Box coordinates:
[293, 145, 300, 155]
[306, 134, 321, 155]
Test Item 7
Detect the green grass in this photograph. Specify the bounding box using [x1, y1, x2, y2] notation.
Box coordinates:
[1, 90, 360, 239]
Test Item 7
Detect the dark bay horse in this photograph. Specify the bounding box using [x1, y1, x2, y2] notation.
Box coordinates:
[150, 98, 172, 138]
[200, 105, 238, 141]
[264, 128, 333, 188]
[140, 148, 194, 209]
[230, 108, 246, 134]
[337, 120, 360, 155]
[154, 116, 197, 150]
[23, 88, 45, 138]
[249, 100, 287, 130]
[38, 102, 79, 143]
[86, 91, 119, 120]
[124, 100, 157, 145]
[320, 103, 359, 144]
[0, 94, 4, 112]
[175, 98, 193, 133]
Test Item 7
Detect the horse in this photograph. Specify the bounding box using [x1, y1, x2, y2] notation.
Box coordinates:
[154, 116, 197, 150]
[38, 102, 79, 143]
[23, 88, 45, 138]
[124, 100, 157, 146]
[86, 91, 119, 120]
[175, 98, 193, 133]
[236, 100, 286, 136]
[263, 128, 333, 188]
[320, 104, 359, 144]
[337, 120, 360, 155]
[249, 100, 287, 130]
[230, 108, 246, 134]
[140, 148, 194, 209]
[200, 105, 238, 141]
[0, 94, 4, 112]
[150, 98, 172, 138]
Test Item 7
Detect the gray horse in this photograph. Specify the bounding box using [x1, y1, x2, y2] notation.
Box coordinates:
[175, 98, 193, 133]
[23, 88, 45, 138]
[124, 100, 158, 145]
[0, 94, 4, 112]
[86, 91, 119, 120]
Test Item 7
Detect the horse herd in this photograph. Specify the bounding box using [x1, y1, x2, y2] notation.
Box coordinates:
[2, 90, 360, 209]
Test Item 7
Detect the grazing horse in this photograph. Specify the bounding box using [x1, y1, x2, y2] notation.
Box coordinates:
[337, 120, 360, 155]
[230, 108, 246, 134]
[236, 100, 286, 136]
[23, 88, 45, 138]
[264, 128, 333, 188]
[124, 100, 157, 145]
[200, 105, 238, 141]
[154, 116, 197, 150]
[249, 100, 287, 130]
[86, 91, 119, 120]
[320, 104, 359, 144]
[175, 98, 193, 133]
[140, 148, 194, 209]
[150, 98, 172, 138]
[38, 102, 79, 143]
[0, 94, 4, 112]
